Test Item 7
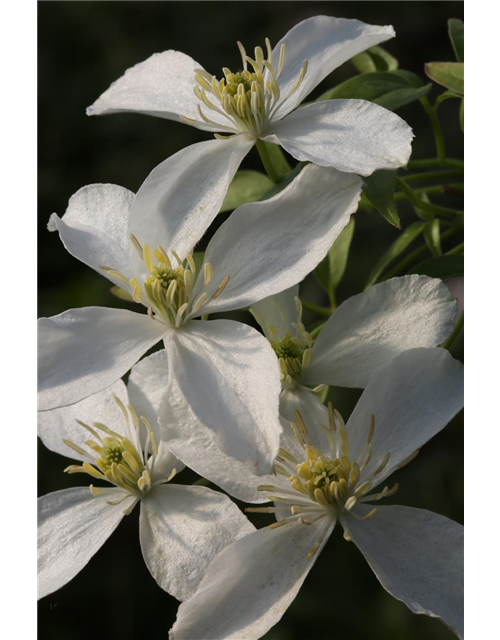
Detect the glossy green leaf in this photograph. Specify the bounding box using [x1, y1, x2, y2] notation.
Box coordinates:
[351, 45, 398, 73]
[362, 170, 400, 229]
[314, 217, 356, 298]
[317, 70, 430, 111]
[425, 62, 464, 95]
[365, 221, 427, 288]
[409, 254, 463, 279]
[448, 18, 464, 62]
[110, 285, 134, 302]
[221, 171, 274, 213]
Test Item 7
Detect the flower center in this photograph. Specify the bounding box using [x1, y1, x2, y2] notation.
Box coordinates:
[181, 39, 308, 138]
[271, 332, 305, 383]
[103, 239, 230, 329]
[63, 396, 176, 514]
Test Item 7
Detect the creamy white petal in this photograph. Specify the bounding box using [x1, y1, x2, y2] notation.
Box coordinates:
[343, 506, 464, 638]
[269, 15, 395, 121]
[250, 285, 299, 341]
[140, 484, 255, 601]
[279, 386, 333, 449]
[166, 320, 282, 474]
[128, 136, 253, 274]
[197, 164, 361, 315]
[37, 380, 133, 461]
[87, 50, 229, 131]
[38, 307, 168, 411]
[170, 518, 335, 640]
[303, 275, 458, 388]
[264, 100, 413, 176]
[346, 348, 464, 487]
[48, 184, 136, 288]
[38, 488, 130, 599]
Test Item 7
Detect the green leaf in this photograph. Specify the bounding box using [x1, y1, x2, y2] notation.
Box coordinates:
[220, 171, 274, 213]
[424, 218, 442, 256]
[362, 170, 400, 229]
[460, 98, 464, 132]
[425, 62, 464, 95]
[448, 18, 464, 62]
[110, 285, 134, 302]
[409, 254, 463, 279]
[435, 89, 462, 108]
[365, 221, 427, 288]
[316, 71, 431, 112]
[351, 45, 398, 73]
[314, 217, 356, 298]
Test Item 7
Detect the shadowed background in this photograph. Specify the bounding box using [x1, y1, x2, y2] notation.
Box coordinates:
[38, 2, 464, 639]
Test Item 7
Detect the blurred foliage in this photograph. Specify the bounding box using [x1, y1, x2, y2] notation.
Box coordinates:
[38, 2, 464, 639]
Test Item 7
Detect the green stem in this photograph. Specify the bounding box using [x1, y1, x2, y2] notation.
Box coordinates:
[407, 158, 464, 170]
[395, 178, 463, 219]
[420, 96, 446, 164]
[301, 299, 332, 318]
[309, 323, 325, 340]
[441, 312, 464, 350]
[256, 140, 281, 183]
[401, 170, 463, 184]
[446, 242, 464, 255]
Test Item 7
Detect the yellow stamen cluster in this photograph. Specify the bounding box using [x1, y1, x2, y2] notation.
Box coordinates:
[181, 38, 308, 138]
[104, 236, 229, 328]
[63, 396, 176, 514]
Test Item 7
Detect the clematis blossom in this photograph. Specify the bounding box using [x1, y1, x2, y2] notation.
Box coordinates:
[250, 276, 458, 422]
[38, 163, 362, 471]
[37, 371, 254, 602]
[167, 348, 464, 640]
[87, 15, 413, 243]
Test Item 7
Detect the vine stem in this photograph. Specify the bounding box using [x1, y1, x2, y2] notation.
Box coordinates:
[420, 96, 446, 164]
[256, 140, 281, 183]
[395, 177, 463, 218]
[300, 299, 332, 317]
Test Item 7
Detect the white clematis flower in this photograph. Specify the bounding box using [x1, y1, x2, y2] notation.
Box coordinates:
[38, 163, 362, 471]
[87, 16, 413, 237]
[167, 348, 464, 640]
[251, 275, 457, 422]
[38, 373, 254, 602]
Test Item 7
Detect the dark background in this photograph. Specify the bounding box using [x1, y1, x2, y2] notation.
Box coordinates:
[38, 2, 464, 639]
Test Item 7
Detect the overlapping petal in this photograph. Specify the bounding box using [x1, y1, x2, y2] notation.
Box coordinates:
[250, 285, 299, 342]
[38, 488, 130, 599]
[264, 100, 413, 176]
[140, 484, 255, 601]
[303, 275, 458, 388]
[196, 164, 361, 315]
[38, 307, 168, 410]
[343, 506, 464, 638]
[170, 518, 335, 640]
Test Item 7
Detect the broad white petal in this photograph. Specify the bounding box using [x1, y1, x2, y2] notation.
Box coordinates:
[346, 348, 464, 487]
[140, 484, 255, 601]
[38, 488, 130, 599]
[170, 518, 334, 640]
[269, 16, 395, 120]
[87, 50, 229, 131]
[197, 164, 361, 315]
[250, 285, 299, 341]
[167, 320, 282, 474]
[303, 275, 458, 388]
[264, 100, 413, 176]
[128, 136, 253, 274]
[38, 307, 168, 410]
[48, 184, 135, 288]
[38, 380, 133, 461]
[343, 506, 464, 638]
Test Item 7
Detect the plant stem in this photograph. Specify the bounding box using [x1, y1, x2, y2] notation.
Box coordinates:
[395, 178, 463, 219]
[301, 299, 332, 317]
[441, 312, 464, 350]
[446, 242, 464, 255]
[407, 158, 464, 170]
[402, 169, 463, 184]
[420, 96, 446, 164]
[256, 140, 281, 183]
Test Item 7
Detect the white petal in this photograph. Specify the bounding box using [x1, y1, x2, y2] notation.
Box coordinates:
[48, 184, 135, 288]
[343, 506, 463, 638]
[128, 136, 253, 274]
[37, 380, 133, 461]
[197, 164, 362, 315]
[38, 307, 168, 410]
[38, 488, 129, 599]
[158, 369, 277, 503]
[346, 348, 464, 487]
[170, 518, 334, 640]
[87, 50, 229, 131]
[269, 16, 395, 120]
[166, 320, 282, 474]
[140, 484, 255, 601]
[250, 285, 299, 341]
[264, 100, 413, 176]
[303, 275, 458, 388]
